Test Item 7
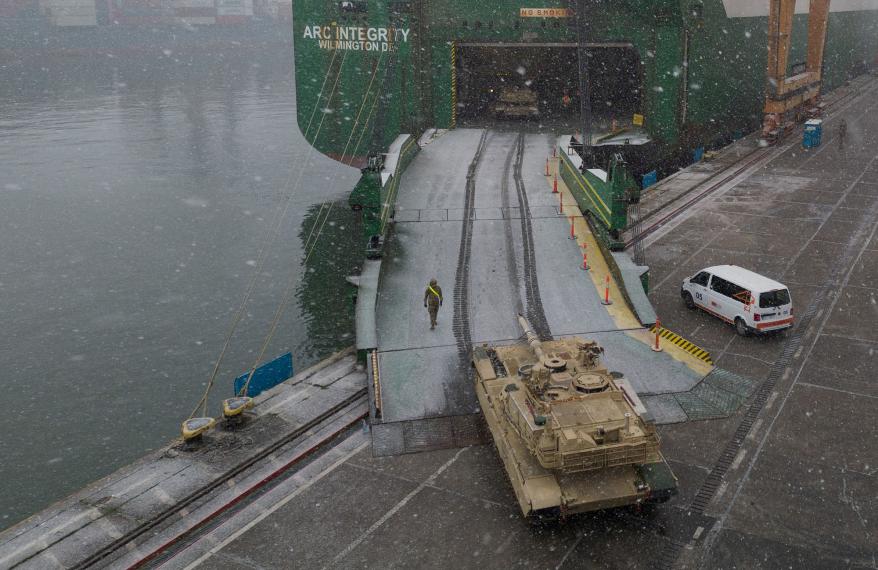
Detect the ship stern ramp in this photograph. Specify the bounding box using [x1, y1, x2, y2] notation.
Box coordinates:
[367, 129, 748, 459]
[370, 129, 490, 456]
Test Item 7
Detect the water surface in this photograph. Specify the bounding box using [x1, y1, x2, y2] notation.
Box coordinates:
[0, 34, 360, 529]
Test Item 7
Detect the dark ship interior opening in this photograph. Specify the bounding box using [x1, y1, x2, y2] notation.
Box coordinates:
[455, 44, 643, 133]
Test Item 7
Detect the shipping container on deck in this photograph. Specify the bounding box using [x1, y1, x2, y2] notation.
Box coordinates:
[253, 0, 288, 21]
[0, 0, 40, 18]
[275, 0, 290, 22]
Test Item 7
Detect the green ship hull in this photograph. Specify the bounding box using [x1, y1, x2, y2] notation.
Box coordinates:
[292, 1, 878, 170]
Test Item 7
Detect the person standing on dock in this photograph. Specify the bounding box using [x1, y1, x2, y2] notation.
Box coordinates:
[424, 279, 443, 330]
[838, 119, 847, 150]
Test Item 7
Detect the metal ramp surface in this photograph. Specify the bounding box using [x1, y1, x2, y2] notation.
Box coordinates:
[370, 129, 711, 455]
[370, 129, 489, 454]
[371, 414, 490, 457]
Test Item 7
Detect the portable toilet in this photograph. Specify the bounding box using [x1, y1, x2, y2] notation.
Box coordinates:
[803, 119, 823, 148]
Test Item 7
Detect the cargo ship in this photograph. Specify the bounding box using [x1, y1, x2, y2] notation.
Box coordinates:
[292, 0, 878, 174]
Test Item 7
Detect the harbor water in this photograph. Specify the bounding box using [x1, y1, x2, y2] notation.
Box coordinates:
[0, 32, 361, 529]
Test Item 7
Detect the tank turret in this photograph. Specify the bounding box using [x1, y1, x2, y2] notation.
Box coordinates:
[472, 316, 678, 518]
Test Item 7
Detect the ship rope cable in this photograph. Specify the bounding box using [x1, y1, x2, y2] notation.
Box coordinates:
[297, 86, 384, 262]
[347, 79, 385, 167]
[347, 44, 396, 167]
[240, 53, 387, 396]
[239, 56, 386, 396]
[191, 51, 348, 417]
[278, 49, 356, 285]
[301, 51, 386, 255]
[251, 47, 345, 271]
[296, 72, 387, 263]
[239, 53, 387, 397]
[296, 87, 383, 267]
[189, 49, 349, 419]
[300, 54, 386, 256]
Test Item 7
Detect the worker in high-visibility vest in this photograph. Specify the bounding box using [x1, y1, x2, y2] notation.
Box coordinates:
[423, 278, 443, 330]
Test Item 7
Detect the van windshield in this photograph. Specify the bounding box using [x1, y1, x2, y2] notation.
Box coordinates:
[759, 289, 791, 308]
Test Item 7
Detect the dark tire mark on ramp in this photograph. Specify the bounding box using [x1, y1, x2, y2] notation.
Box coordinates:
[452, 130, 489, 380]
[513, 132, 552, 340]
[500, 134, 525, 316]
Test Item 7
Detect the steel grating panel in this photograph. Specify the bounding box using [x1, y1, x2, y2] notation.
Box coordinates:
[657, 367, 760, 422]
[403, 416, 456, 452]
[690, 381, 747, 415]
[703, 368, 758, 397]
[634, 368, 759, 424]
[370, 413, 491, 457]
[673, 390, 726, 421]
[370, 422, 405, 456]
[642, 394, 689, 425]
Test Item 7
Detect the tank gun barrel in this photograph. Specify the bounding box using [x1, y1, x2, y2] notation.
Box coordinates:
[517, 314, 544, 360]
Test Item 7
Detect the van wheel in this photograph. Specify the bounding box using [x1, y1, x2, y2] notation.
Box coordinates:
[735, 318, 749, 337]
[682, 292, 696, 310]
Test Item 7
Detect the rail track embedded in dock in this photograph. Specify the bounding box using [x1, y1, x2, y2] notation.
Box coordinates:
[69, 388, 367, 569]
[623, 146, 768, 250]
[625, 77, 878, 251]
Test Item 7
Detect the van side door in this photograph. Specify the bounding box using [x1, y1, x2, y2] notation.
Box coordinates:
[707, 276, 734, 322]
[688, 271, 711, 308]
[709, 276, 750, 324]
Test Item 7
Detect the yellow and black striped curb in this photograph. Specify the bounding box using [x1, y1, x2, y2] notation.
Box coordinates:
[648, 326, 714, 365]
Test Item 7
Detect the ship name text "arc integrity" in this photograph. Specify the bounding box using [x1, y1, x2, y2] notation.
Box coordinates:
[303, 25, 411, 52]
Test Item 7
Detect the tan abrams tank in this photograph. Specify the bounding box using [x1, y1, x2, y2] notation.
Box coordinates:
[493, 86, 539, 118]
[473, 316, 678, 518]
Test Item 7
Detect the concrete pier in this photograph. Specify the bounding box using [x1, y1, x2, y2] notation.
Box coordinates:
[0, 352, 367, 569]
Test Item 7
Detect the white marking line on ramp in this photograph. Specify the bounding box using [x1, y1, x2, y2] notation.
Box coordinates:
[325, 447, 468, 569]
[178, 434, 370, 570]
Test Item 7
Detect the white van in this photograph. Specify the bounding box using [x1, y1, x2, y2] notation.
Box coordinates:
[681, 265, 793, 336]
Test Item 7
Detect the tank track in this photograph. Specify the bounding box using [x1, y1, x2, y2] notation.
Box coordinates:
[512, 132, 552, 340]
[452, 129, 489, 375]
